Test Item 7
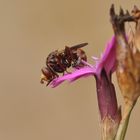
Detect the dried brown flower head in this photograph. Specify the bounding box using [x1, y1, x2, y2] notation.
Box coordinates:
[110, 5, 140, 104]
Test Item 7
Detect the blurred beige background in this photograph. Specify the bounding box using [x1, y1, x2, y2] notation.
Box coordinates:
[0, 0, 140, 140]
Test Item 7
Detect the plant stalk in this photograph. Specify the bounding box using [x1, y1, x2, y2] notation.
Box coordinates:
[115, 100, 136, 140]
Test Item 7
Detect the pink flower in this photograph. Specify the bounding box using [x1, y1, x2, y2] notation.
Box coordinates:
[50, 36, 116, 88]
[50, 36, 121, 120]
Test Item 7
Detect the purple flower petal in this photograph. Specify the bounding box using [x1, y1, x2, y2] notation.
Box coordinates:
[50, 66, 95, 87]
[94, 36, 116, 77]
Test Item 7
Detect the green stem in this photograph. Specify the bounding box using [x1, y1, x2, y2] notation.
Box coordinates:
[115, 101, 136, 140]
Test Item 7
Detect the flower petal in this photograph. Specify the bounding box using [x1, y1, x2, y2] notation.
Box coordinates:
[50, 66, 95, 87]
[94, 36, 116, 77]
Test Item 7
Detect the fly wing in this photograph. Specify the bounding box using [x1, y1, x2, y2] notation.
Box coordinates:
[58, 43, 88, 54]
[70, 43, 88, 50]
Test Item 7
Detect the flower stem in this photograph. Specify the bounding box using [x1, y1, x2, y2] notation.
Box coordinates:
[115, 100, 137, 140]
